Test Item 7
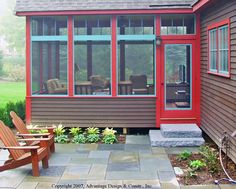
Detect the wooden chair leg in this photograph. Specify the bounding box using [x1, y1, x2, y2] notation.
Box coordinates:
[31, 150, 39, 177]
[42, 155, 49, 169]
[50, 142, 55, 153]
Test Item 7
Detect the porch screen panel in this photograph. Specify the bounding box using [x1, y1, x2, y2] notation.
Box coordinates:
[165, 44, 192, 110]
[74, 16, 111, 96]
[31, 16, 68, 95]
[117, 16, 155, 96]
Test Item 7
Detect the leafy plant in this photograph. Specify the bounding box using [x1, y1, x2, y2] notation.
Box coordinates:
[69, 127, 82, 137]
[102, 127, 117, 136]
[177, 150, 192, 161]
[102, 134, 117, 144]
[54, 134, 69, 144]
[86, 127, 100, 135]
[86, 134, 100, 143]
[54, 124, 66, 137]
[189, 160, 206, 170]
[72, 134, 86, 144]
[199, 145, 219, 173]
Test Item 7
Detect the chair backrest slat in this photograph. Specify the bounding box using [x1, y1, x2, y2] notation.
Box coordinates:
[0, 121, 25, 160]
[10, 111, 33, 146]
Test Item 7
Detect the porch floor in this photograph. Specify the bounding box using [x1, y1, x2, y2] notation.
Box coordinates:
[0, 135, 233, 189]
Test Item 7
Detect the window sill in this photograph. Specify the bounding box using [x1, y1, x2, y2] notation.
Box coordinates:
[207, 71, 230, 78]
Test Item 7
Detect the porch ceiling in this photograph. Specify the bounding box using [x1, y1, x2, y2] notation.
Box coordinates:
[15, 0, 198, 13]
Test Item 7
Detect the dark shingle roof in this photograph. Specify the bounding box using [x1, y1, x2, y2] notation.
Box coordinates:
[15, 0, 197, 13]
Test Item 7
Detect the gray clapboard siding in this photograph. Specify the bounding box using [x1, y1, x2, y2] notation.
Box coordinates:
[31, 98, 156, 128]
[200, 0, 236, 163]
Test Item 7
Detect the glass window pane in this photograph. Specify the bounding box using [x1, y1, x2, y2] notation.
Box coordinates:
[74, 16, 111, 35]
[118, 41, 155, 95]
[74, 41, 111, 95]
[31, 16, 67, 36]
[209, 30, 217, 71]
[165, 45, 192, 110]
[32, 41, 68, 95]
[161, 14, 195, 35]
[218, 26, 229, 73]
[117, 16, 154, 35]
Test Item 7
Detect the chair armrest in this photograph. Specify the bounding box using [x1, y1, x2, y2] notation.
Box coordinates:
[17, 137, 52, 142]
[0, 146, 40, 150]
[16, 133, 50, 137]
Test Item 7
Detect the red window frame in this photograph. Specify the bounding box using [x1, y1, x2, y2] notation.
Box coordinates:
[207, 18, 230, 78]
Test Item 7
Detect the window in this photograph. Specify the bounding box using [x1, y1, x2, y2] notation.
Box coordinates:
[117, 16, 155, 96]
[161, 14, 195, 35]
[74, 16, 111, 96]
[208, 19, 230, 77]
[31, 17, 68, 95]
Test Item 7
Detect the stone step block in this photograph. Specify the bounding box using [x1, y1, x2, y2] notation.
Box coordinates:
[161, 124, 202, 138]
[149, 130, 205, 147]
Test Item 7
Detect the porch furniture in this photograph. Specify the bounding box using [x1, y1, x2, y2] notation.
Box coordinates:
[0, 121, 49, 177]
[46, 79, 67, 94]
[118, 81, 132, 95]
[10, 111, 55, 154]
[90, 75, 110, 94]
[75, 81, 92, 95]
[129, 74, 148, 94]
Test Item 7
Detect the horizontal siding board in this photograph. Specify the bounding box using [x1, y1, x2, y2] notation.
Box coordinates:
[31, 98, 156, 128]
[200, 0, 236, 163]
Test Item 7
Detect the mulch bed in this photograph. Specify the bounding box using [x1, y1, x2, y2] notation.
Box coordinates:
[169, 143, 236, 185]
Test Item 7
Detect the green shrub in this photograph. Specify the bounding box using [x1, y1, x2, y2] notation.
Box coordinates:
[69, 127, 82, 137]
[0, 100, 25, 128]
[54, 135, 69, 144]
[86, 127, 100, 135]
[86, 134, 100, 143]
[72, 134, 86, 144]
[102, 134, 117, 144]
[102, 127, 117, 136]
[54, 123, 66, 137]
[189, 160, 206, 170]
[199, 145, 219, 173]
[177, 150, 192, 161]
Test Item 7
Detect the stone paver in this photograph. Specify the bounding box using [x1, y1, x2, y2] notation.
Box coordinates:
[126, 135, 150, 144]
[0, 136, 232, 189]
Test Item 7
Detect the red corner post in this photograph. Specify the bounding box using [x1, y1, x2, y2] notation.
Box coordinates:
[25, 16, 31, 124]
[155, 15, 161, 128]
[68, 16, 74, 96]
[111, 16, 117, 96]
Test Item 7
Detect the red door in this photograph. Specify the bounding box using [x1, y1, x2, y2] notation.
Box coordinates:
[160, 39, 198, 124]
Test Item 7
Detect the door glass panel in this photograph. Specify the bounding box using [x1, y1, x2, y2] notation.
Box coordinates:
[165, 44, 192, 110]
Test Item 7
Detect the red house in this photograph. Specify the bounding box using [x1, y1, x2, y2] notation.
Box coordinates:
[15, 0, 236, 161]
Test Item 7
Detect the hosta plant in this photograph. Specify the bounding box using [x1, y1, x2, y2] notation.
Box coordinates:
[86, 134, 100, 143]
[86, 127, 100, 135]
[54, 134, 69, 144]
[69, 127, 82, 137]
[102, 134, 117, 144]
[72, 134, 86, 144]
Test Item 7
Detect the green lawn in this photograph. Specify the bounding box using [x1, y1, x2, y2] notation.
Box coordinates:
[0, 82, 26, 108]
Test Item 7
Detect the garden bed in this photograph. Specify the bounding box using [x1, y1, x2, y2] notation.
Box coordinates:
[169, 142, 236, 185]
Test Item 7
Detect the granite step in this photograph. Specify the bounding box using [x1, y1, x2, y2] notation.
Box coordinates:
[149, 130, 205, 147]
[161, 124, 202, 138]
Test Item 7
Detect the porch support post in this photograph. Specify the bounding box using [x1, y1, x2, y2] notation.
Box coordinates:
[87, 26, 92, 80]
[155, 15, 161, 128]
[111, 16, 117, 96]
[196, 13, 201, 125]
[120, 26, 125, 81]
[26, 16, 32, 124]
[68, 16, 74, 96]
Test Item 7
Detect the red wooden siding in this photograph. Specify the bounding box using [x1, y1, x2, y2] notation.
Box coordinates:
[31, 98, 156, 128]
[200, 0, 236, 163]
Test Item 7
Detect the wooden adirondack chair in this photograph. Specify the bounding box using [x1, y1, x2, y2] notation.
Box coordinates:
[10, 111, 55, 153]
[0, 121, 49, 176]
